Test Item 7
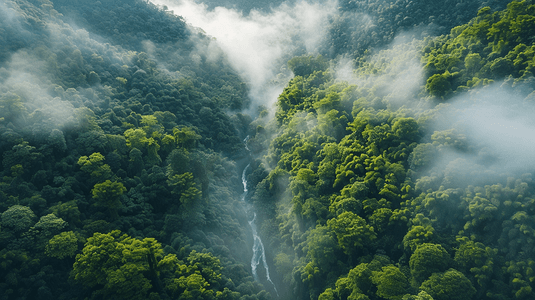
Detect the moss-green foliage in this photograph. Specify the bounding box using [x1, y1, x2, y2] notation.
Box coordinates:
[0, 0, 262, 299]
[324, 0, 509, 58]
[420, 269, 476, 300]
[423, 0, 535, 98]
[409, 243, 451, 285]
[250, 2, 535, 300]
[72, 230, 160, 299]
[3, 0, 535, 299]
[45, 231, 78, 259]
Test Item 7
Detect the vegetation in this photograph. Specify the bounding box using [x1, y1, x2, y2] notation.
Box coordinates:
[244, 1, 535, 299]
[2, 0, 535, 299]
[0, 0, 261, 299]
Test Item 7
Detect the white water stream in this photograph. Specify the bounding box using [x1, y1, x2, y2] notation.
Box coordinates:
[241, 138, 279, 297]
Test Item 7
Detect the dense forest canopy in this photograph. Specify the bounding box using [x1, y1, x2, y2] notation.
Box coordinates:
[1, 0, 535, 300]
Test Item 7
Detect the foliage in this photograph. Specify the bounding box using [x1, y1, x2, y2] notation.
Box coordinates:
[45, 231, 78, 259]
[72, 230, 160, 299]
[420, 269, 476, 300]
[2, 0, 535, 299]
[1, 205, 36, 234]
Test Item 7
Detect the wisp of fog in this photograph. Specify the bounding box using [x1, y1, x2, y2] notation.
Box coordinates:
[428, 84, 535, 187]
[150, 0, 338, 116]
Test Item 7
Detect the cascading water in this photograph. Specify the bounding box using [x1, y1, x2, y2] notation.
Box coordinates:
[241, 138, 279, 297]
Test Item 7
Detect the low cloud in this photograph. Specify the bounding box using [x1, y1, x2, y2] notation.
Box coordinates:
[333, 37, 426, 109]
[423, 84, 535, 188]
[150, 0, 339, 115]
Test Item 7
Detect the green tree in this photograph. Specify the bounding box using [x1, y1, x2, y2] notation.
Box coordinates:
[0, 92, 26, 121]
[1, 205, 36, 234]
[454, 237, 496, 288]
[172, 126, 201, 149]
[371, 265, 409, 300]
[420, 269, 476, 300]
[287, 55, 329, 77]
[426, 73, 452, 98]
[327, 211, 376, 256]
[77, 152, 112, 182]
[402, 214, 436, 252]
[410, 243, 451, 285]
[72, 230, 165, 300]
[301, 225, 339, 286]
[45, 231, 78, 259]
[91, 180, 126, 219]
[167, 172, 201, 207]
[159, 251, 225, 299]
[124, 128, 148, 150]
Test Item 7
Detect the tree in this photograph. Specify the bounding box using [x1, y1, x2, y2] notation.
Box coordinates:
[287, 55, 329, 77]
[31, 213, 67, 236]
[2, 141, 43, 171]
[77, 152, 112, 182]
[167, 172, 201, 207]
[72, 230, 164, 300]
[159, 251, 225, 299]
[302, 225, 339, 285]
[91, 180, 126, 219]
[186, 250, 222, 287]
[420, 269, 476, 300]
[75, 130, 108, 155]
[454, 237, 496, 288]
[327, 211, 376, 256]
[426, 73, 452, 98]
[392, 117, 420, 143]
[172, 126, 201, 149]
[124, 128, 148, 150]
[45, 231, 78, 259]
[402, 214, 436, 252]
[1, 205, 36, 234]
[409, 243, 451, 285]
[403, 291, 434, 300]
[371, 265, 409, 300]
[0, 92, 26, 123]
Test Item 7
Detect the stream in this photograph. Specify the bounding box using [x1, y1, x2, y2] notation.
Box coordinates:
[241, 138, 279, 297]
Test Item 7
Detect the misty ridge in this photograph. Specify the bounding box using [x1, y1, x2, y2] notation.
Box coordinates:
[1, 0, 535, 300]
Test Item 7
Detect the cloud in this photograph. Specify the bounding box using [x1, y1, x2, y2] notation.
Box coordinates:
[333, 37, 426, 109]
[425, 84, 535, 187]
[451, 86, 535, 170]
[0, 1, 21, 25]
[150, 0, 339, 115]
[1, 50, 75, 130]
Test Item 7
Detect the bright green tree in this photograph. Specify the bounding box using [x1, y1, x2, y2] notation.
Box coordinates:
[167, 172, 201, 207]
[72, 230, 164, 300]
[77, 152, 112, 181]
[46, 231, 78, 259]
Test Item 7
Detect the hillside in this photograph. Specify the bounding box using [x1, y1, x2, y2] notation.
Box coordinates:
[246, 1, 535, 299]
[0, 0, 264, 299]
[1, 0, 535, 300]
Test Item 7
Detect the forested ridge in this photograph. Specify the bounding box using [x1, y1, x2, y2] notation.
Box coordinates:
[246, 0, 535, 300]
[0, 0, 264, 299]
[1, 0, 535, 300]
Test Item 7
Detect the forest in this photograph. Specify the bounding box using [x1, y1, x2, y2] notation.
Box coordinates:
[1, 0, 535, 299]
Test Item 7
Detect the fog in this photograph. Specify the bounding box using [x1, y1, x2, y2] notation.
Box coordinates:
[423, 84, 535, 188]
[150, 0, 338, 116]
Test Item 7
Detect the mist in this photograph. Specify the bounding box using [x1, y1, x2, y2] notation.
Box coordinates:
[422, 84, 535, 188]
[150, 0, 338, 116]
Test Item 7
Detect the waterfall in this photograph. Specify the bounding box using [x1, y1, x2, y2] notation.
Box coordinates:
[241, 138, 279, 297]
